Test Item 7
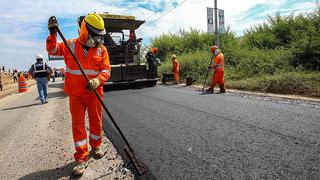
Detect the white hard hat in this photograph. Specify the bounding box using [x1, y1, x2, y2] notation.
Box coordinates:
[35, 54, 43, 59]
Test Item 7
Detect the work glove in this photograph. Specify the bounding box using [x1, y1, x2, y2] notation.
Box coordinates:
[87, 78, 100, 92]
[48, 16, 59, 35]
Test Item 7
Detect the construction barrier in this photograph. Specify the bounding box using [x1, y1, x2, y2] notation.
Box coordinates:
[18, 74, 28, 93]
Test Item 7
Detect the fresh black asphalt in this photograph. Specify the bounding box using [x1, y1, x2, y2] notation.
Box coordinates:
[102, 85, 320, 180]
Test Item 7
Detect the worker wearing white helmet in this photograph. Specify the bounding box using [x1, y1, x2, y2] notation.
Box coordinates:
[28, 54, 52, 104]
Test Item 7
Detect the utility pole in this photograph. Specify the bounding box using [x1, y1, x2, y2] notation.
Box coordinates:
[214, 0, 219, 46]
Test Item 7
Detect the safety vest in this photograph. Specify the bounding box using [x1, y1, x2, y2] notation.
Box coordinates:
[214, 53, 224, 72]
[33, 62, 48, 78]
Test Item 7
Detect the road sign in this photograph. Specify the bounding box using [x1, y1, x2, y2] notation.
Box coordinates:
[218, 9, 225, 33]
[48, 54, 64, 61]
[207, 7, 214, 33]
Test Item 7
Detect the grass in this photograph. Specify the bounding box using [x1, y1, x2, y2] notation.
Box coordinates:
[226, 71, 320, 97]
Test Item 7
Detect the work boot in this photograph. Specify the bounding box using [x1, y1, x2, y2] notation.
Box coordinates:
[219, 85, 226, 93]
[91, 147, 104, 159]
[72, 162, 86, 176]
[206, 88, 214, 94]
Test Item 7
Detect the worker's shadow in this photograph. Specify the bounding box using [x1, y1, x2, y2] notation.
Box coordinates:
[1, 103, 41, 111]
[198, 89, 222, 95]
[162, 83, 189, 89]
[48, 91, 67, 99]
[48, 83, 64, 89]
[34, 91, 67, 101]
[18, 162, 80, 180]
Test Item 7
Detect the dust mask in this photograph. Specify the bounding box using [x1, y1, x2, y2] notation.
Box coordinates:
[213, 49, 219, 56]
[86, 34, 104, 47]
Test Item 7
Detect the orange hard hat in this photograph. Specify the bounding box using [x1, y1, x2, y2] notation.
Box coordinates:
[210, 46, 219, 53]
[151, 47, 158, 54]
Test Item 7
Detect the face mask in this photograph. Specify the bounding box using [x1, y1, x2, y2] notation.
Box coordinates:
[213, 49, 219, 56]
[86, 34, 104, 47]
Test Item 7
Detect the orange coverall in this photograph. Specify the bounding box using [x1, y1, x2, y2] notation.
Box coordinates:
[46, 20, 111, 163]
[210, 52, 225, 91]
[172, 58, 180, 83]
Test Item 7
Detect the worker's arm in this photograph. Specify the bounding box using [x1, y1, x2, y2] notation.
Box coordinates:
[28, 65, 34, 75]
[45, 63, 53, 75]
[97, 47, 111, 85]
[28, 65, 36, 78]
[46, 34, 65, 56]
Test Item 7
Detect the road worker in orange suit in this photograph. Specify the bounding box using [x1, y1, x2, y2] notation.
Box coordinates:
[46, 13, 111, 175]
[171, 55, 180, 84]
[60, 67, 65, 81]
[206, 46, 225, 93]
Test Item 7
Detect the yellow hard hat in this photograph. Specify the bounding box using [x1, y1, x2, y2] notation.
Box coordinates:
[84, 13, 106, 35]
[171, 54, 177, 59]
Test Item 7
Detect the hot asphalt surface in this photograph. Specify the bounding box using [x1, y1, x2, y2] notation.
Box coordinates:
[103, 85, 320, 180]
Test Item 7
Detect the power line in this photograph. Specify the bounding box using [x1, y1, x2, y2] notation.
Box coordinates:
[150, 0, 189, 23]
[144, 0, 177, 21]
[138, 0, 189, 33]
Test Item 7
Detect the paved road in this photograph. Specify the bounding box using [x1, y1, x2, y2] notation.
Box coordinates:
[103, 85, 320, 180]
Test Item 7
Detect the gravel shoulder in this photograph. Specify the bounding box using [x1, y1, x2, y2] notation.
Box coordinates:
[0, 79, 133, 180]
[189, 83, 320, 105]
[0, 79, 36, 100]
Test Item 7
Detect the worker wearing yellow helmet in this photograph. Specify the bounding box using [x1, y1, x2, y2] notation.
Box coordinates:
[46, 13, 111, 176]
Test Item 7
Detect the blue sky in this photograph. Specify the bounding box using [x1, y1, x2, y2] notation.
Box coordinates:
[0, 0, 317, 70]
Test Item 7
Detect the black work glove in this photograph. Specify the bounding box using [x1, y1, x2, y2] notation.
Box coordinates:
[48, 16, 59, 35]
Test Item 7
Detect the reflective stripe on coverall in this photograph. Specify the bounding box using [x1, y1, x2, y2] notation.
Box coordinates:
[210, 52, 225, 89]
[172, 59, 180, 83]
[46, 20, 111, 163]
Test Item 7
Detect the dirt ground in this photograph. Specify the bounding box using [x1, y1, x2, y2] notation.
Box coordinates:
[0, 72, 35, 99]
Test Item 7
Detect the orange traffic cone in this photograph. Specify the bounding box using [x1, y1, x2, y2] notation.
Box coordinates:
[18, 73, 28, 93]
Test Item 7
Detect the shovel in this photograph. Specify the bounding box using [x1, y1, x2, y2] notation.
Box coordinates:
[201, 55, 214, 93]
